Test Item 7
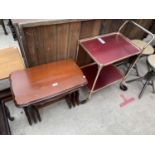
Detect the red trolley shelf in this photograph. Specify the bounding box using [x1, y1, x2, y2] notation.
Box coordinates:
[82, 64, 123, 92]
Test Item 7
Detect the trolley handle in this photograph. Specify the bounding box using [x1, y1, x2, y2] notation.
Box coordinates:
[118, 20, 154, 52]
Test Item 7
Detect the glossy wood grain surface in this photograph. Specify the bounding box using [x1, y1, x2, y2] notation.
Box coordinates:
[0, 47, 25, 79]
[10, 59, 87, 107]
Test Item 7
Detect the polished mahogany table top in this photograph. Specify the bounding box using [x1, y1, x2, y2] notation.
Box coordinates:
[80, 33, 140, 66]
[10, 60, 87, 107]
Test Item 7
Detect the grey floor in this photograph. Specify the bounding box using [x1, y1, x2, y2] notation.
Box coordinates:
[1, 20, 155, 135]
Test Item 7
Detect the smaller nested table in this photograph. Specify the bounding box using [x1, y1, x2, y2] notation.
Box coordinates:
[10, 59, 87, 125]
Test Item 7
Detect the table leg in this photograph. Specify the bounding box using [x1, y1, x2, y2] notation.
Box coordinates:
[66, 94, 72, 109]
[30, 106, 37, 124]
[66, 91, 80, 108]
[70, 93, 76, 107]
[74, 91, 80, 105]
[24, 107, 32, 125]
[32, 106, 42, 122]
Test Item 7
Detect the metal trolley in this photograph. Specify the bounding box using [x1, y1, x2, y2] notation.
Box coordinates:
[76, 20, 154, 99]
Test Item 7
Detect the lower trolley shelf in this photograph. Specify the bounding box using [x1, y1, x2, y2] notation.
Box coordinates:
[82, 64, 123, 92]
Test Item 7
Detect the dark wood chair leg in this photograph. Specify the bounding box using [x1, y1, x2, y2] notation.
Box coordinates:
[2, 20, 8, 35]
[4, 104, 14, 121]
[0, 99, 11, 135]
[8, 19, 17, 40]
[24, 107, 32, 125]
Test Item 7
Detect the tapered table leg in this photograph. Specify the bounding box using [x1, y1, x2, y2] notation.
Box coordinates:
[74, 91, 80, 105]
[71, 93, 76, 107]
[30, 106, 37, 124]
[66, 94, 72, 109]
[24, 107, 32, 125]
[33, 106, 42, 122]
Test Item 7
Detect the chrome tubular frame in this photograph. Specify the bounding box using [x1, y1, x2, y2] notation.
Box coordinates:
[119, 20, 154, 86]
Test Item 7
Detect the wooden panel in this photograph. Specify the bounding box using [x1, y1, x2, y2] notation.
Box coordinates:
[33, 26, 47, 65]
[42, 25, 57, 63]
[78, 20, 102, 66]
[150, 20, 155, 33]
[12, 19, 88, 27]
[92, 20, 102, 36]
[80, 20, 101, 39]
[24, 27, 39, 66]
[22, 20, 102, 67]
[56, 23, 69, 60]
[67, 22, 81, 59]
[100, 19, 125, 34]
[123, 19, 153, 39]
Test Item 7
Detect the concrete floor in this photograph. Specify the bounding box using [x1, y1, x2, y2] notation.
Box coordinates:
[1, 20, 155, 135]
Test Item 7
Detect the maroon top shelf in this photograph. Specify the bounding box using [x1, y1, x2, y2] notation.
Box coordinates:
[80, 33, 140, 66]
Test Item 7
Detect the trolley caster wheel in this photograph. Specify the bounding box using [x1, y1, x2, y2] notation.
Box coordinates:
[120, 84, 128, 91]
[80, 99, 88, 104]
[9, 117, 15, 121]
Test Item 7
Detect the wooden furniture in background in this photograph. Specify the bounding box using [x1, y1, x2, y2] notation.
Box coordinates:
[0, 47, 25, 79]
[0, 47, 25, 134]
[10, 59, 87, 125]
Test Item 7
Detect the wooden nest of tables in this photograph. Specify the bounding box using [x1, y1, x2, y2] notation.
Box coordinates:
[10, 59, 87, 125]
